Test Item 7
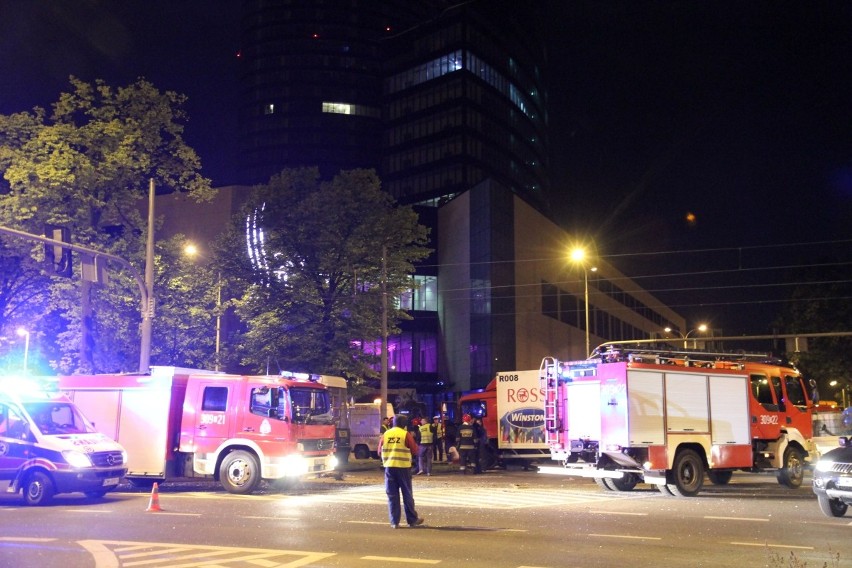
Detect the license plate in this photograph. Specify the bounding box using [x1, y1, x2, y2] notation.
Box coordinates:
[102, 477, 120, 486]
[837, 476, 852, 487]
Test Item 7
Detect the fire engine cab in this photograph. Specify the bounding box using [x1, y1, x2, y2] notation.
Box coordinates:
[539, 344, 818, 497]
[0, 378, 128, 506]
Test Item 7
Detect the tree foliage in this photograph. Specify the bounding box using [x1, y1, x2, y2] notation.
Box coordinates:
[776, 261, 852, 403]
[0, 76, 213, 373]
[216, 168, 430, 378]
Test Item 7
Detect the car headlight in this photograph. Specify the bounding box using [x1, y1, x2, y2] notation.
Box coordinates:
[63, 450, 93, 468]
[815, 460, 836, 472]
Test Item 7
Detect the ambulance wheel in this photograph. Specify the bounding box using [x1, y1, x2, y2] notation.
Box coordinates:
[608, 473, 638, 492]
[666, 449, 704, 497]
[817, 495, 848, 518]
[777, 447, 805, 488]
[707, 470, 733, 485]
[594, 477, 614, 491]
[23, 471, 55, 506]
[220, 450, 261, 494]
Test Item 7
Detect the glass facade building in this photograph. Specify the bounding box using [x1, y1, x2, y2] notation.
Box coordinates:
[236, 1, 683, 395]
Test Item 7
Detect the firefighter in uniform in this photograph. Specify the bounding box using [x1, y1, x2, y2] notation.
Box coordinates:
[457, 414, 476, 473]
[378, 414, 425, 528]
[431, 415, 444, 463]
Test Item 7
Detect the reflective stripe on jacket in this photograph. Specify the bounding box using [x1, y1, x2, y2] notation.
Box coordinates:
[418, 423, 433, 444]
[457, 423, 475, 450]
[381, 426, 413, 468]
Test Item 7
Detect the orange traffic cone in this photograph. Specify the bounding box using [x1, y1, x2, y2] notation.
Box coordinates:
[146, 482, 162, 512]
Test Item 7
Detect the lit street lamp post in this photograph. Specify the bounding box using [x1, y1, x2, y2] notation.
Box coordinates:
[184, 242, 222, 370]
[16, 327, 29, 373]
[665, 324, 708, 348]
[570, 247, 597, 357]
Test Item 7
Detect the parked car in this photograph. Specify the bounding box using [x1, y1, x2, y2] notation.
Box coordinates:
[812, 436, 852, 517]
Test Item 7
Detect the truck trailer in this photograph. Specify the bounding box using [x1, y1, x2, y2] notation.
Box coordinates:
[458, 370, 550, 470]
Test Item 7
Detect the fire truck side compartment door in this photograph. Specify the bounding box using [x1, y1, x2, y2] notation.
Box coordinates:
[665, 373, 709, 433]
[709, 374, 750, 445]
[627, 371, 665, 446]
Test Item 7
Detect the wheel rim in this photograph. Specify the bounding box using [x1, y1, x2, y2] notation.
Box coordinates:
[788, 453, 803, 483]
[227, 459, 252, 487]
[27, 480, 44, 501]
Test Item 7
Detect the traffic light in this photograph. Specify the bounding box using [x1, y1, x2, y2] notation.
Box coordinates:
[44, 224, 72, 277]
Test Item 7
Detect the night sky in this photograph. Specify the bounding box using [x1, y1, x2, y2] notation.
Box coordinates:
[1, 1, 850, 336]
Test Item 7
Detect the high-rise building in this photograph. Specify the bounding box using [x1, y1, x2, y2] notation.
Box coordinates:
[227, 1, 684, 398]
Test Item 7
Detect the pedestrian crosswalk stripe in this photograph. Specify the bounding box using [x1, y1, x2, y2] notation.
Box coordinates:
[284, 486, 648, 510]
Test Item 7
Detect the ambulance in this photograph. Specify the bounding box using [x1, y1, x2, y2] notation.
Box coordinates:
[0, 378, 128, 506]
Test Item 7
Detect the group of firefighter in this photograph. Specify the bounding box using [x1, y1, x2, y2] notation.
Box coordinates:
[381, 413, 488, 474]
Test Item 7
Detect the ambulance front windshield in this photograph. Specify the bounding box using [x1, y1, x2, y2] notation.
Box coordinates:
[23, 402, 97, 435]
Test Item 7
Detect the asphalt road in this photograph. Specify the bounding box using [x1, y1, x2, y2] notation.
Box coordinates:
[1, 459, 849, 567]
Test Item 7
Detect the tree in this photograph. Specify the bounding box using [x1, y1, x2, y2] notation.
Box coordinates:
[216, 168, 430, 377]
[0, 76, 213, 373]
[775, 261, 852, 404]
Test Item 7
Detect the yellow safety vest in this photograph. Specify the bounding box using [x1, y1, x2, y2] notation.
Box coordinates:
[381, 426, 412, 468]
[419, 423, 433, 444]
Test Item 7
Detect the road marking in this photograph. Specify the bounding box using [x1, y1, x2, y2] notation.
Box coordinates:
[82, 540, 336, 568]
[588, 510, 647, 516]
[0, 537, 56, 542]
[588, 533, 662, 541]
[704, 516, 769, 522]
[362, 555, 440, 564]
[730, 542, 814, 550]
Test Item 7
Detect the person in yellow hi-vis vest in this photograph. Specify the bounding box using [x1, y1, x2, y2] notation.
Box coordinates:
[417, 418, 434, 475]
[378, 414, 425, 528]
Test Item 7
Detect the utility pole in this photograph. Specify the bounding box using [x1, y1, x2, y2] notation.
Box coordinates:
[139, 178, 155, 372]
[380, 245, 389, 422]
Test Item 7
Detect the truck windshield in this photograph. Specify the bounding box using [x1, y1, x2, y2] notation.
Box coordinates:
[23, 402, 96, 435]
[289, 388, 333, 425]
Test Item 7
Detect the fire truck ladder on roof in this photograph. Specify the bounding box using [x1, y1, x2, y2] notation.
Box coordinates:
[592, 341, 784, 370]
[539, 357, 561, 447]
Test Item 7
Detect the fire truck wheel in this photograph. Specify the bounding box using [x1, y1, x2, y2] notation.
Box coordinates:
[776, 447, 805, 488]
[817, 495, 848, 518]
[657, 484, 675, 496]
[23, 471, 55, 506]
[666, 449, 704, 497]
[220, 450, 261, 494]
[593, 477, 615, 491]
[608, 473, 638, 491]
[707, 470, 733, 485]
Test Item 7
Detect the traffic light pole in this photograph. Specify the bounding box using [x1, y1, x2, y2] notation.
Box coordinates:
[0, 224, 153, 373]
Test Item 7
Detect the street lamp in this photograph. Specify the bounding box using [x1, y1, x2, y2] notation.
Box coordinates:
[184, 242, 222, 370]
[16, 327, 30, 373]
[664, 324, 708, 348]
[570, 247, 597, 357]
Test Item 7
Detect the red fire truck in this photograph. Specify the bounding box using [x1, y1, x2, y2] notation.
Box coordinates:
[59, 366, 338, 494]
[538, 345, 819, 496]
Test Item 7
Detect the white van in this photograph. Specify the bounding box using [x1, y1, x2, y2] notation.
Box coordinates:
[349, 402, 394, 459]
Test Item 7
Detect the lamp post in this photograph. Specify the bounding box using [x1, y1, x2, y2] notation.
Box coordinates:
[665, 324, 708, 348]
[184, 242, 222, 370]
[16, 327, 30, 373]
[570, 247, 597, 357]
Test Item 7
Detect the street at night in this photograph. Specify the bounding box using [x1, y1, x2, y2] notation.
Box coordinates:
[1, 460, 849, 568]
